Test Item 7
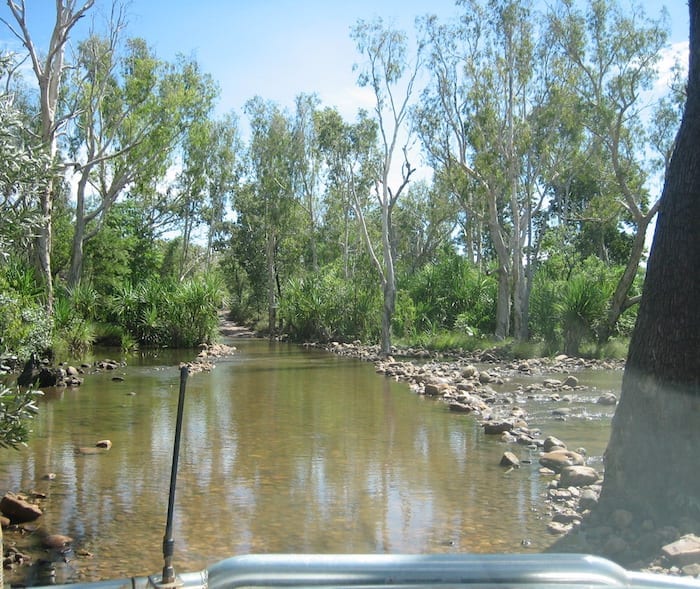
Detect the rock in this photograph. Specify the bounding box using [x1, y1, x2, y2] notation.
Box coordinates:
[604, 535, 629, 556]
[424, 382, 449, 396]
[559, 466, 600, 487]
[547, 521, 571, 535]
[461, 365, 477, 378]
[539, 449, 585, 472]
[448, 401, 473, 413]
[612, 508, 634, 529]
[0, 492, 43, 523]
[597, 392, 618, 406]
[41, 534, 73, 549]
[543, 436, 567, 452]
[578, 488, 599, 510]
[682, 563, 700, 577]
[552, 511, 582, 525]
[662, 534, 700, 567]
[95, 440, 112, 449]
[1, 514, 10, 528]
[552, 407, 571, 417]
[483, 421, 513, 435]
[543, 379, 562, 388]
[563, 375, 579, 387]
[554, 354, 568, 361]
[500, 451, 520, 467]
[478, 371, 493, 384]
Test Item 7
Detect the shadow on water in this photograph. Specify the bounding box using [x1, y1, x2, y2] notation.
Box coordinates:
[1, 339, 620, 584]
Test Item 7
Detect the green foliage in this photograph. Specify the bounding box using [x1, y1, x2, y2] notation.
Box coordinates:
[107, 275, 225, 348]
[52, 285, 98, 356]
[404, 251, 496, 335]
[0, 260, 53, 360]
[529, 257, 618, 356]
[279, 262, 381, 342]
[0, 383, 41, 450]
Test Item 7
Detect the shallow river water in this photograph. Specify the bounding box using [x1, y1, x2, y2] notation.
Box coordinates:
[1, 339, 622, 584]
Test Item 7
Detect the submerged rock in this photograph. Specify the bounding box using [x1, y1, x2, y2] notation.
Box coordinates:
[0, 492, 43, 524]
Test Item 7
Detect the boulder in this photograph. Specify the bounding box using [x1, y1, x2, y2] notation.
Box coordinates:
[424, 382, 449, 396]
[483, 421, 513, 435]
[0, 492, 43, 523]
[559, 465, 600, 487]
[661, 534, 700, 567]
[578, 488, 599, 510]
[539, 449, 585, 472]
[543, 436, 567, 452]
[563, 375, 579, 387]
[461, 365, 477, 378]
[448, 401, 473, 413]
[547, 521, 571, 535]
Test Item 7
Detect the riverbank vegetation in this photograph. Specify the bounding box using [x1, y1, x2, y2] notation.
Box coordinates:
[0, 1, 683, 366]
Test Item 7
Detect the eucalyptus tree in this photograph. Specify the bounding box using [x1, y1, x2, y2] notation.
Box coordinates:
[242, 97, 303, 335]
[392, 179, 460, 276]
[290, 93, 324, 271]
[176, 111, 239, 279]
[65, 33, 218, 286]
[314, 106, 379, 279]
[350, 17, 423, 355]
[547, 0, 678, 343]
[417, 0, 554, 341]
[1, 0, 96, 312]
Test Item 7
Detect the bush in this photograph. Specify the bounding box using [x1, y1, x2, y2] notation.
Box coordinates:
[405, 253, 496, 335]
[106, 275, 225, 348]
[279, 264, 381, 342]
[0, 383, 41, 450]
[529, 257, 617, 356]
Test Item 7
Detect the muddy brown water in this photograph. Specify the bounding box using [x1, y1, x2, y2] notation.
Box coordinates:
[0, 339, 621, 585]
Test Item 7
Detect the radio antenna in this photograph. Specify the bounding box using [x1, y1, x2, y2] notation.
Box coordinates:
[159, 364, 189, 586]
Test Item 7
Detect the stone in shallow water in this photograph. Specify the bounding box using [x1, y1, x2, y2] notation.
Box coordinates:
[538, 449, 585, 472]
[559, 465, 600, 487]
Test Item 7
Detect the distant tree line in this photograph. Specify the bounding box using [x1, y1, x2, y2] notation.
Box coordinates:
[0, 0, 683, 361]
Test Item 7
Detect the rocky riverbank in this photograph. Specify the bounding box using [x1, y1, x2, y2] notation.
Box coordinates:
[306, 340, 699, 579]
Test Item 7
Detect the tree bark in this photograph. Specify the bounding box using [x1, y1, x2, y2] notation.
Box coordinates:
[597, 0, 700, 527]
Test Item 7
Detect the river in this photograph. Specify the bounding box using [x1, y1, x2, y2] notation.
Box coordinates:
[0, 338, 621, 585]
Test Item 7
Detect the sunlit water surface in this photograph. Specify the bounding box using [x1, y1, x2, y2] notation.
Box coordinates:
[0, 339, 621, 584]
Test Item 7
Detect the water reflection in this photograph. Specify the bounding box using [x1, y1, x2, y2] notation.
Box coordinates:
[0, 340, 620, 583]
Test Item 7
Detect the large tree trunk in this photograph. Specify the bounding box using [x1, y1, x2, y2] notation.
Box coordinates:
[598, 0, 700, 532]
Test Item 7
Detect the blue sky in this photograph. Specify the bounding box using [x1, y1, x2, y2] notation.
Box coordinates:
[0, 1, 690, 121]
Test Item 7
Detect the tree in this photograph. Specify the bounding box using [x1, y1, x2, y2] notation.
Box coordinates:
[242, 97, 303, 335]
[548, 0, 677, 343]
[314, 106, 378, 280]
[595, 0, 700, 531]
[0, 52, 50, 263]
[351, 17, 421, 355]
[1, 0, 96, 312]
[66, 35, 218, 286]
[417, 0, 556, 341]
